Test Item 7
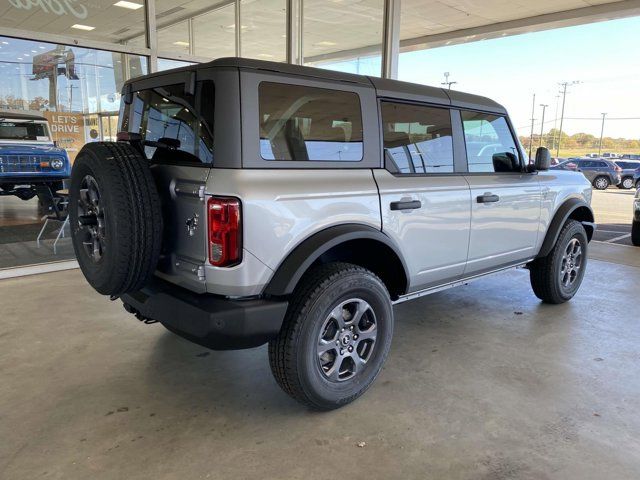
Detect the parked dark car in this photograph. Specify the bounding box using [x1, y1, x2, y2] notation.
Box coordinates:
[569, 158, 622, 190]
[633, 188, 640, 246]
[550, 159, 578, 171]
[620, 154, 640, 160]
[614, 160, 640, 189]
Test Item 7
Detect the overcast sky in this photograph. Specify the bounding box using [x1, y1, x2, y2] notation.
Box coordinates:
[397, 16, 640, 139]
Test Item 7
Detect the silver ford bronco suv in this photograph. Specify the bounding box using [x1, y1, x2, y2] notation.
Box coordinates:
[69, 58, 595, 410]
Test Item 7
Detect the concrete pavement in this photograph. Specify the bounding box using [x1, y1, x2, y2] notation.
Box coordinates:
[1, 244, 639, 479]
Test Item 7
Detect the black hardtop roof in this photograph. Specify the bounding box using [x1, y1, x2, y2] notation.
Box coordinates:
[126, 57, 506, 114]
[0, 110, 48, 121]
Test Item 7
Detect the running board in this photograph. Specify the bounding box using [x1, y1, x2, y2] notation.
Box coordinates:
[393, 259, 534, 305]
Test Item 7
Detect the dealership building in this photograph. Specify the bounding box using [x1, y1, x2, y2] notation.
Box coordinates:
[2, 0, 639, 165]
[2, 2, 640, 478]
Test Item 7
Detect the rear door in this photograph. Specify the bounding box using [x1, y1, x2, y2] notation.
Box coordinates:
[459, 110, 542, 275]
[120, 70, 217, 292]
[374, 101, 471, 291]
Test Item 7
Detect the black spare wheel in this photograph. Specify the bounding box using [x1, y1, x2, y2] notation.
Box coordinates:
[69, 142, 163, 296]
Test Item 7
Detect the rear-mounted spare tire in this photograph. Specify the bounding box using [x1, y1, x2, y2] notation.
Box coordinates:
[69, 142, 163, 296]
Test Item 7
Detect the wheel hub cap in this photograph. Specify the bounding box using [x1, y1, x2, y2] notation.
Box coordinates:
[317, 298, 377, 382]
[560, 237, 583, 288]
[77, 175, 106, 263]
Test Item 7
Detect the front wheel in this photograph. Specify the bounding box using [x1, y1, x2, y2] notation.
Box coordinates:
[269, 262, 393, 410]
[593, 176, 610, 190]
[632, 220, 640, 246]
[529, 220, 588, 304]
[620, 177, 634, 190]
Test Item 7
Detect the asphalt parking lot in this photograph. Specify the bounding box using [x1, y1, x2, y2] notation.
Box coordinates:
[590, 188, 636, 246]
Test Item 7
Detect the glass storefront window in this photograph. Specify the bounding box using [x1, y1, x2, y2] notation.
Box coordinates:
[0, 0, 147, 46]
[241, 0, 286, 62]
[0, 36, 147, 270]
[158, 58, 195, 71]
[193, 4, 236, 59]
[157, 20, 190, 56]
[303, 0, 384, 76]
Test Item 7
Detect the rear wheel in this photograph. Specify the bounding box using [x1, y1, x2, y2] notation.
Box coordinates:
[621, 177, 634, 190]
[269, 262, 393, 410]
[632, 220, 640, 247]
[593, 176, 610, 190]
[529, 220, 588, 304]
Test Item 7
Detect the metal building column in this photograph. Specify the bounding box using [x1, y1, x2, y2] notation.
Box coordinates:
[287, 0, 304, 65]
[382, 0, 401, 79]
[145, 0, 158, 72]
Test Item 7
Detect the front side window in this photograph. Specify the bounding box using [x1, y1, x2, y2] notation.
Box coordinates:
[461, 111, 521, 173]
[121, 82, 213, 164]
[259, 82, 363, 162]
[0, 121, 50, 142]
[381, 102, 453, 174]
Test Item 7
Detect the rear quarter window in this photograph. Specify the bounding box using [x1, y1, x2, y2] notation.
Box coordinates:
[258, 82, 363, 162]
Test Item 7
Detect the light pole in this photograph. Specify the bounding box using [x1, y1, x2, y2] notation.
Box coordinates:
[598, 113, 607, 156]
[441, 72, 457, 90]
[539, 104, 548, 148]
[528, 93, 536, 158]
[552, 94, 560, 150]
[556, 80, 580, 157]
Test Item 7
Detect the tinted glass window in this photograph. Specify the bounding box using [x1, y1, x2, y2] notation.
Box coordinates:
[461, 111, 521, 173]
[595, 161, 607, 168]
[381, 102, 453, 174]
[121, 81, 214, 164]
[258, 82, 363, 162]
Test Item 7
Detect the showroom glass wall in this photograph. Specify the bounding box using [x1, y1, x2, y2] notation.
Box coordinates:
[0, 0, 394, 272]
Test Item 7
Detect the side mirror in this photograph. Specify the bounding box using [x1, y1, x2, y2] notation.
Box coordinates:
[534, 147, 551, 171]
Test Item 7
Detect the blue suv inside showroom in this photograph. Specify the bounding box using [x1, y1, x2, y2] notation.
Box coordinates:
[1, 1, 639, 478]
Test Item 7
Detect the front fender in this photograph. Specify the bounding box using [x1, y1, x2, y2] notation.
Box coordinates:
[537, 198, 595, 258]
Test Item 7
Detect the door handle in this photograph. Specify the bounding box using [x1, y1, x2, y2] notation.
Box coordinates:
[390, 200, 422, 211]
[477, 193, 500, 203]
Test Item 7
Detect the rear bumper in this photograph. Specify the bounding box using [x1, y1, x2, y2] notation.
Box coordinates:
[122, 277, 288, 350]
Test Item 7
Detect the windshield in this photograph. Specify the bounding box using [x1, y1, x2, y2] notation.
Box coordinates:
[0, 120, 51, 142]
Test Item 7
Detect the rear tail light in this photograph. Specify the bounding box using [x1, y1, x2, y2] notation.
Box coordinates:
[207, 196, 241, 267]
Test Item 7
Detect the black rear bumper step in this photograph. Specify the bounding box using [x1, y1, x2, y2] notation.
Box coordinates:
[121, 277, 288, 350]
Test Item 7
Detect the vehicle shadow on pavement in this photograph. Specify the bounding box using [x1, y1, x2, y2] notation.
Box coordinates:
[144, 329, 307, 416]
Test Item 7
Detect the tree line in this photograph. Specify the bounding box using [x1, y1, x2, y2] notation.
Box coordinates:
[519, 128, 640, 152]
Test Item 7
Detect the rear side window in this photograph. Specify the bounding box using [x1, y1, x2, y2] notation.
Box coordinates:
[121, 81, 214, 164]
[258, 82, 363, 162]
[461, 111, 521, 173]
[381, 102, 453, 174]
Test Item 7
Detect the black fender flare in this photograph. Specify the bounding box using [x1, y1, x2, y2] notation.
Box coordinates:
[537, 198, 595, 258]
[263, 224, 409, 297]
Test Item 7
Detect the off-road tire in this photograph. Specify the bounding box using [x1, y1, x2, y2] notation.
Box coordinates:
[593, 176, 610, 190]
[268, 262, 393, 410]
[529, 220, 588, 304]
[69, 142, 162, 296]
[632, 219, 640, 247]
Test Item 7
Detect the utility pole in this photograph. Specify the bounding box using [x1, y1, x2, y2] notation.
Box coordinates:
[552, 94, 560, 150]
[441, 72, 457, 90]
[598, 113, 607, 156]
[556, 81, 580, 157]
[528, 93, 536, 158]
[539, 104, 548, 148]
